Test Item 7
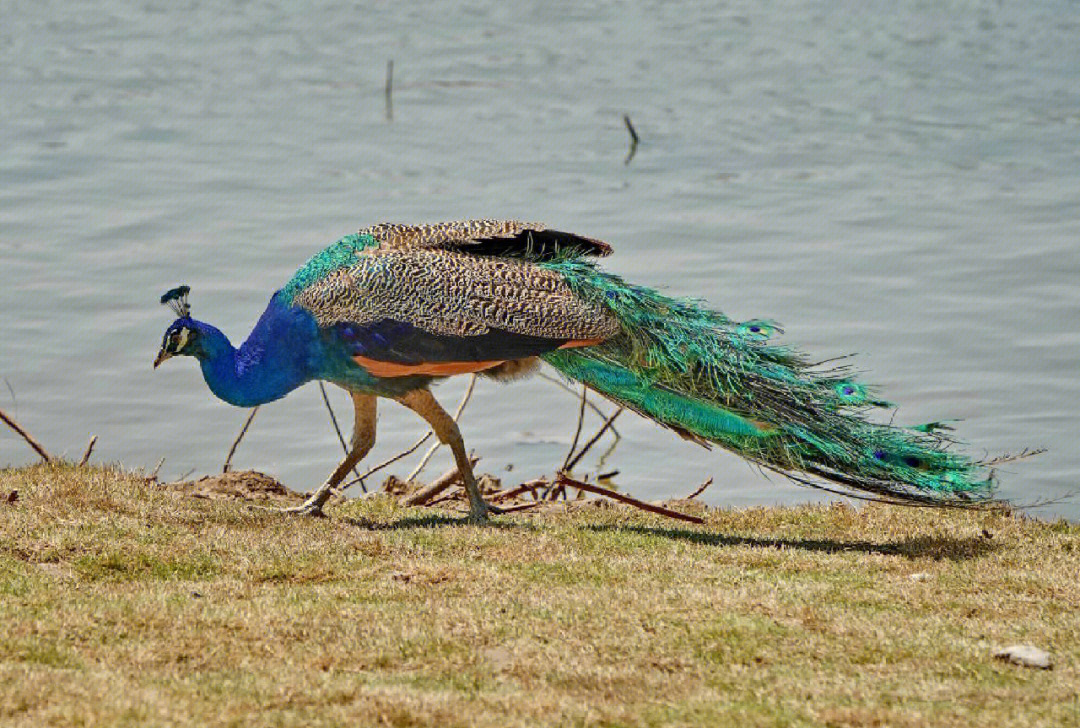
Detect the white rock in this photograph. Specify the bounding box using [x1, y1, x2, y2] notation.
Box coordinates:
[909, 572, 930, 581]
[994, 644, 1052, 669]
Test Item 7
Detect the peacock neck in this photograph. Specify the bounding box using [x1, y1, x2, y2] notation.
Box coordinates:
[195, 295, 319, 407]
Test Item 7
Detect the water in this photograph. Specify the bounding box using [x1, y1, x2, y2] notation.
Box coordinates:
[2, 1, 1078, 520]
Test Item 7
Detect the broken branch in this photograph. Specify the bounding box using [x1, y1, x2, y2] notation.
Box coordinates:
[537, 371, 621, 438]
[686, 477, 713, 500]
[561, 385, 588, 470]
[0, 407, 52, 463]
[491, 479, 546, 503]
[223, 407, 258, 473]
[402, 455, 480, 506]
[556, 473, 703, 524]
[345, 432, 432, 490]
[565, 406, 624, 472]
[78, 435, 98, 466]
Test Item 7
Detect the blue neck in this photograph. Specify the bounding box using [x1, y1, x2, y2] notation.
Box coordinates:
[193, 296, 319, 407]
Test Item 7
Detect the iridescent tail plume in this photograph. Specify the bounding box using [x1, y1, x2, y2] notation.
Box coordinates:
[540, 259, 999, 506]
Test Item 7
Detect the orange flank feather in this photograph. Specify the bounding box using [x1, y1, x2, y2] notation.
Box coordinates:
[353, 356, 506, 377]
[353, 338, 605, 378]
[558, 338, 605, 349]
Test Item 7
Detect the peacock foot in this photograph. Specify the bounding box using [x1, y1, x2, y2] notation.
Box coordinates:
[249, 495, 329, 518]
[466, 501, 505, 523]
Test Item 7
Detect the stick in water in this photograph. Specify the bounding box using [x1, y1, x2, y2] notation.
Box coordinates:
[0, 407, 52, 463]
[623, 114, 639, 164]
[685, 477, 713, 500]
[385, 59, 394, 121]
[565, 407, 624, 472]
[561, 386, 588, 471]
[223, 407, 259, 473]
[79, 435, 98, 466]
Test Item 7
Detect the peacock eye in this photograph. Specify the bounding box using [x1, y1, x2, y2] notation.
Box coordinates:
[170, 327, 191, 351]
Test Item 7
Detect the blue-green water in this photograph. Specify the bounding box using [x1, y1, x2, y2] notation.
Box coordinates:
[2, 1, 1078, 519]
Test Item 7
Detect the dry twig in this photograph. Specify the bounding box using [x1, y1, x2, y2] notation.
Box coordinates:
[491, 479, 546, 503]
[402, 456, 479, 507]
[565, 407, 624, 472]
[345, 433, 432, 490]
[78, 435, 98, 466]
[385, 59, 394, 121]
[223, 407, 258, 473]
[686, 477, 713, 500]
[561, 386, 588, 470]
[498, 502, 542, 514]
[538, 371, 621, 438]
[556, 473, 704, 524]
[0, 407, 52, 463]
[623, 114, 639, 164]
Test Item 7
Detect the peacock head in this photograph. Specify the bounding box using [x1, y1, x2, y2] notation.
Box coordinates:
[154, 285, 200, 368]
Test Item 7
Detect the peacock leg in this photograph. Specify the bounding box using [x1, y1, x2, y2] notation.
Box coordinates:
[396, 388, 497, 522]
[272, 390, 376, 517]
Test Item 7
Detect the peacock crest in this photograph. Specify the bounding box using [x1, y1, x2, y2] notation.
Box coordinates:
[160, 285, 191, 318]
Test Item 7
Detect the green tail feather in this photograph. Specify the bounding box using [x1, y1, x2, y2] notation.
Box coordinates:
[539, 258, 994, 506]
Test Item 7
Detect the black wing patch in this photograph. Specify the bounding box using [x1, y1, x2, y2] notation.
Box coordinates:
[330, 319, 572, 365]
[451, 228, 613, 260]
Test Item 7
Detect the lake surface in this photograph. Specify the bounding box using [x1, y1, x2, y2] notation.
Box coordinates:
[2, 1, 1078, 519]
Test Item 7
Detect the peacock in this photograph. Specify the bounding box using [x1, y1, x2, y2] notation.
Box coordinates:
[155, 220, 996, 521]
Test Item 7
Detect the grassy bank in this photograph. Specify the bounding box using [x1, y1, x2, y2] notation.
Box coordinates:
[0, 463, 1076, 727]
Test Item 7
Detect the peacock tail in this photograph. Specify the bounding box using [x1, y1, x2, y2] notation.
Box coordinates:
[539, 257, 993, 506]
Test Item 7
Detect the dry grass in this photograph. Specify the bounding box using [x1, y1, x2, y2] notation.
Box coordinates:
[0, 462, 1077, 727]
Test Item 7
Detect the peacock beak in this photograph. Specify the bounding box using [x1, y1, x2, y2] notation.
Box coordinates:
[153, 349, 172, 369]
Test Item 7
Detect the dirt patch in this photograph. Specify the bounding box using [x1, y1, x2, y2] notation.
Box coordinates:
[164, 470, 303, 504]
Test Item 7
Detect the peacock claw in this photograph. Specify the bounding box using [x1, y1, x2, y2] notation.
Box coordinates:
[248, 500, 327, 517]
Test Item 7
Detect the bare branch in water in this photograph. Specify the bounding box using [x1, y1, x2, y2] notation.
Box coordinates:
[223, 407, 259, 473]
[685, 477, 713, 500]
[2, 378, 15, 412]
[345, 432, 432, 490]
[561, 386, 588, 471]
[79, 436, 98, 466]
[565, 407, 624, 472]
[538, 371, 621, 437]
[385, 59, 394, 121]
[0, 407, 52, 463]
[980, 447, 1047, 467]
[623, 114, 639, 164]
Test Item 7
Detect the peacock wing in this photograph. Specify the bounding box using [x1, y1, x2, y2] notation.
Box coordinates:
[293, 245, 620, 376]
